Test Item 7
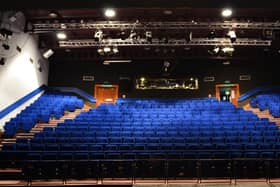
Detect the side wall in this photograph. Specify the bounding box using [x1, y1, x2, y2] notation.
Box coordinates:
[0, 32, 49, 129]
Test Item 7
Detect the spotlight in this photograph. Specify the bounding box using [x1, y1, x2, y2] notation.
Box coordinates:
[145, 31, 152, 43]
[221, 8, 232, 17]
[227, 30, 236, 42]
[163, 61, 171, 72]
[43, 49, 54, 59]
[112, 46, 119, 54]
[94, 30, 103, 42]
[97, 48, 104, 55]
[186, 31, 192, 42]
[56, 32, 67, 40]
[2, 43, 10, 50]
[208, 30, 216, 39]
[103, 46, 111, 53]
[119, 30, 127, 40]
[129, 30, 137, 40]
[0, 58, 5, 65]
[104, 8, 116, 18]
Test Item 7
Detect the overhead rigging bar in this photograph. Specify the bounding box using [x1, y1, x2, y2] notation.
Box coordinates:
[59, 38, 271, 48]
[30, 21, 280, 32]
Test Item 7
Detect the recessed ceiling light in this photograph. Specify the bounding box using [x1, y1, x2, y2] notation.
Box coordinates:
[49, 11, 58, 18]
[104, 8, 116, 18]
[56, 32, 67, 40]
[163, 10, 173, 15]
[221, 8, 232, 17]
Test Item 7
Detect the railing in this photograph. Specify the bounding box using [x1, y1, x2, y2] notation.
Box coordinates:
[0, 158, 278, 184]
[49, 87, 96, 103]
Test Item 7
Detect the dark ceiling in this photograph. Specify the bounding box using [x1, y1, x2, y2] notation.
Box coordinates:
[17, 5, 280, 61]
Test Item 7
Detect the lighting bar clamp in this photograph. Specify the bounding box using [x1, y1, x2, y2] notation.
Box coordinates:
[31, 21, 280, 32]
[59, 38, 271, 48]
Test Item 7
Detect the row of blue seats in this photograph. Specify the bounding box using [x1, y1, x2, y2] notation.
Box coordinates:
[251, 93, 280, 117]
[3, 92, 84, 137]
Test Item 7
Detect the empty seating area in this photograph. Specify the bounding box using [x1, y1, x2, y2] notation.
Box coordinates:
[250, 93, 280, 117]
[1, 98, 280, 180]
[3, 92, 84, 137]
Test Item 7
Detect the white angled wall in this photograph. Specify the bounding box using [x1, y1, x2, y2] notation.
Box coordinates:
[0, 32, 49, 130]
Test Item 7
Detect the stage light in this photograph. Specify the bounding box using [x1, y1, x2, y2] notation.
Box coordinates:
[43, 49, 54, 59]
[120, 30, 127, 40]
[94, 30, 103, 42]
[56, 32, 67, 40]
[104, 8, 116, 18]
[222, 8, 232, 17]
[112, 46, 119, 54]
[208, 30, 216, 39]
[222, 46, 234, 53]
[145, 31, 152, 43]
[227, 30, 236, 42]
[130, 30, 137, 40]
[103, 46, 111, 53]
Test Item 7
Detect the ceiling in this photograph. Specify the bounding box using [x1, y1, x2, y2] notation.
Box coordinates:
[20, 6, 280, 61]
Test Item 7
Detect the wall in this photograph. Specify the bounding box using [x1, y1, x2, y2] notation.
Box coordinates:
[0, 32, 49, 129]
[48, 57, 280, 99]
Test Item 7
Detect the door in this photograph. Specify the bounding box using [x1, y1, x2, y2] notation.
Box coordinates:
[215, 84, 240, 106]
[94, 84, 119, 107]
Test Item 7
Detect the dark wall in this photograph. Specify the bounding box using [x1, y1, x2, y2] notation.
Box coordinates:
[48, 58, 280, 98]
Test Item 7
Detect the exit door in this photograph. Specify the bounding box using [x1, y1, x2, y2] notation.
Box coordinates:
[215, 84, 240, 106]
[94, 84, 119, 107]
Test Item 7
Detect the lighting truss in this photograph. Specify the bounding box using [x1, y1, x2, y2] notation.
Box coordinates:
[30, 21, 280, 32]
[59, 38, 271, 48]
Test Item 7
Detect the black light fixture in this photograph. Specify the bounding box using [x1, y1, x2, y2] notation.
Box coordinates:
[0, 58, 5, 65]
[2, 43, 10, 50]
[0, 28, 13, 39]
[16, 46, 22, 52]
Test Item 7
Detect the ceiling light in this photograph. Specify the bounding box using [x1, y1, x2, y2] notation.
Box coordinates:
[103, 60, 132, 64]
[56, 32, 67, 40]
[104, 8, 116, 18]
[163, 10, 173, 15]
[49, 11, 58, 18]
[222, 8, 232, 17]
[223, 61, 231, 65]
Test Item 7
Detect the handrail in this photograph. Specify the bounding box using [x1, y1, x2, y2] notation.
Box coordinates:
[49, 87, 96, 103]
[238, 85, 280, 103]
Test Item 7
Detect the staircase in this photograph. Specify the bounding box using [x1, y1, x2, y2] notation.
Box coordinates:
[244, 104, 280, 126]
[0, 105, 91, 150]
